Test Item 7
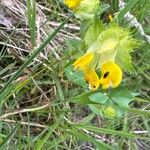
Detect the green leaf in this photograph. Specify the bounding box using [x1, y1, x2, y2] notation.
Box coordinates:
[70, 90, 101, 105]
[89, 104, 103, 116]
[109, 87, 134, 107]
[88, 92, 108, 104]
[64, 65, 87, 88]
[71, 95, 99, 105]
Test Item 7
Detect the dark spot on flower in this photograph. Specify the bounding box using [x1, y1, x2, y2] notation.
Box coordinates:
[93, 85, 96, 89]
[103, 71, 109, 78]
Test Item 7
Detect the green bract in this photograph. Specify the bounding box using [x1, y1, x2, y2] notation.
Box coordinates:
[75, 0, 100, 20]
[86, 23, 138, 71]
[84, 19, 104, 46]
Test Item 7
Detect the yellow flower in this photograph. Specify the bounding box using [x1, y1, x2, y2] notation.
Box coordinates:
[99, 61, 122, 89]
[84, 70, 99, 90]
[73, 55, 122, 90]
[64, 0, 81, 9]
[73, 53, 99, 90]
[73, 53, 94, 70]
[104, 106, 116, 117]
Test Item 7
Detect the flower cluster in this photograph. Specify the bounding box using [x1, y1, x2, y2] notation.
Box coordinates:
[72, 24, 135, 90]
[64, 0, 139, 118]
[64, 0, 137, 91]
[65, 0, 136, 90]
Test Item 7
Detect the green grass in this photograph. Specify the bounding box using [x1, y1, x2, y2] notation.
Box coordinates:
[0, 0, 149, 149]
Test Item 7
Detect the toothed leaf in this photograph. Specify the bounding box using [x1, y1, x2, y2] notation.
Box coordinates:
[87, 24, 139, 70]
[115, 36, 139, 72]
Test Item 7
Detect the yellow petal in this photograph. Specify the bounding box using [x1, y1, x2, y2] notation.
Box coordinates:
[64, 0, 81, 9]
[73, 53, 94, 70]
[84, 70, 99, 90]
[99, 61, 122, 89]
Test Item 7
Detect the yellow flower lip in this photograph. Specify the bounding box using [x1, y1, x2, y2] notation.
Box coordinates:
[84, 70, 99, 90]
[64, 0, 81, 9]
[73, 53, 94, 70]
[73, 53, 99, 90]
[99, 61, 122, 89]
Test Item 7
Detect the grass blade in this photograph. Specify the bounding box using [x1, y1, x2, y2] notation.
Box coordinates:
[123, 107, 150, 117]
[74, 125, 150, 141]
[112, 0, 119, 12]
[118, 0, 139, 21]
[27, 0, 36, 48]
[34, 115, 63, 150]
[68, 128, 116, 150]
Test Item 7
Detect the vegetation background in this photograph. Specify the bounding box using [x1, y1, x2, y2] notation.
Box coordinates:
[0, 0, 149, 149]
